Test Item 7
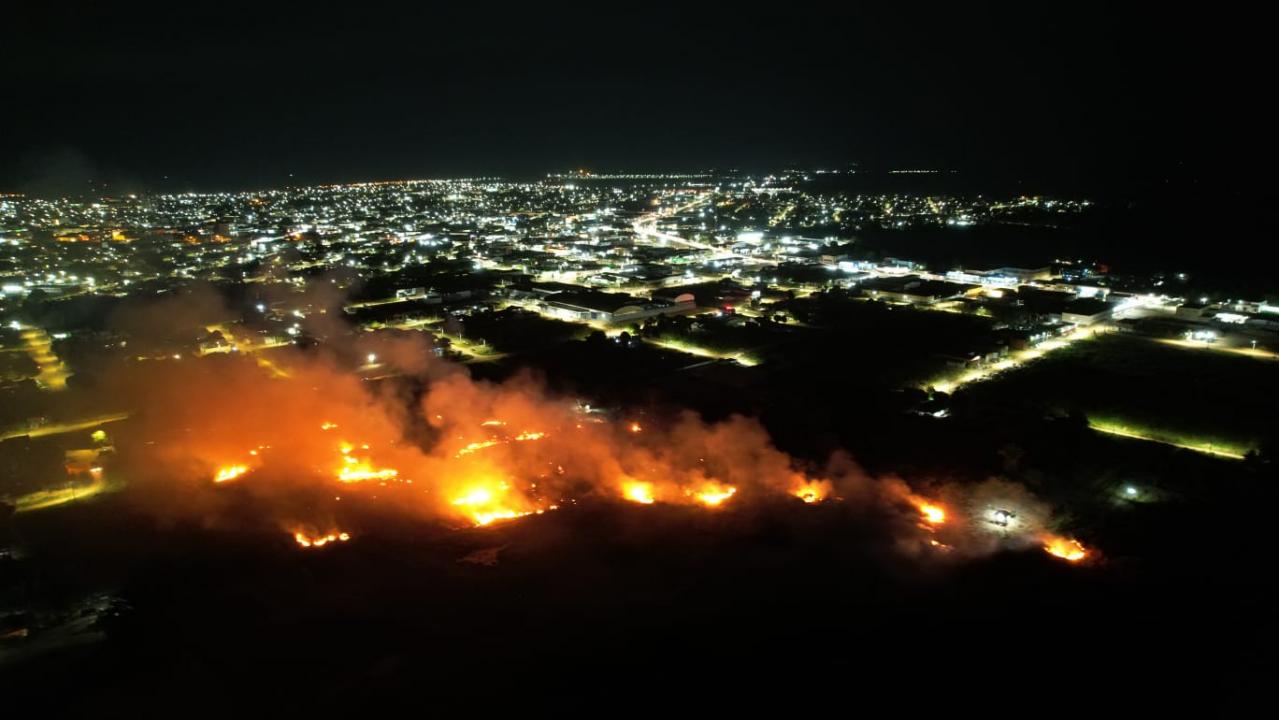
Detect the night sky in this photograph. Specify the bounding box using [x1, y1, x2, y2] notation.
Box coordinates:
[4, 5, 1272, 194]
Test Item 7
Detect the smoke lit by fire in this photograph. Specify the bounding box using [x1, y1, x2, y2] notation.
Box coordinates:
[99, 290, 1095, 564]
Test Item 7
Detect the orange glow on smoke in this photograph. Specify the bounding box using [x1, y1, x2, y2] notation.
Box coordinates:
[214, 464, 250, 483]
[1042, 535, 1088, 562]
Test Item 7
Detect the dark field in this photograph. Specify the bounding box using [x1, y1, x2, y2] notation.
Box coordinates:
[2, 479, 1275, 714]
[955, 334, 1279, 455]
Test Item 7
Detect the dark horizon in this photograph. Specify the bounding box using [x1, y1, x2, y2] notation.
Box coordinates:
[6, 5, 1275, 197]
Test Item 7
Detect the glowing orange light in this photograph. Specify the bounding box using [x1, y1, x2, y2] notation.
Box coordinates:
[917, 502, 946, 525]
[294, 530, 351, 548]
[1042, 535, 1088, 562]
[450, 481, 532, 526]
[337, 464, 399, 483]
[629, 422, 642, 433]
[623, 481, 656, 504]
[334, 441, 398, 483]
[792, 479, 831, 504]
[471, 509, 527, 526]
[214, 464, 250, 483]
[456, 439, 501, 457]
[691, 483, 737, 507]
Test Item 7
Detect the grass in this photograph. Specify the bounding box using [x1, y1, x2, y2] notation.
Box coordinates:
[13, 473, 125, 513]
[1088, 417, 1249, 460]
[957, 334, 1277, 456]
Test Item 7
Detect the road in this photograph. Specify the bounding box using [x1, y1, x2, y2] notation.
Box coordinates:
[1153, 336, 1279, 361]
[19, 326, 70, 391]
[632, 192, 780, 266]
[0, 412, 130, 443]
[1088, 420, 1248, 460]
[926, 325, 1102, 394]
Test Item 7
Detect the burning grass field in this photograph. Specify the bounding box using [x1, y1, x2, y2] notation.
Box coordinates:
[2, 291, 1275, 711]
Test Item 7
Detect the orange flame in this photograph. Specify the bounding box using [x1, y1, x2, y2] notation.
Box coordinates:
[335, 441, 398, 483]
[622, 481, 656, 504]
[214, 464, 250, 483]
[294, 530, 351, 548]
[456, 439, 501, 457]
[690, 483, 737, 507]
[792, 478, 832, 504]
[1042, 535, 1088, 562]
[917, 501, 946, 525]
[450, 480, 537, 526]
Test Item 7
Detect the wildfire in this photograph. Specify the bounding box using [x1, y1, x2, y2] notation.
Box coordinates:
[1042, 535, 1089, 562]
[456, 439, 502, 457]
[917, 501, 946, 525]
[455, 429, 546, 457]
[691, 483, 737, 507]
[214, 464, 250, 483]
[629, 422, 642, 433]
[471, 509, 528, 526]
[335, 442, 398, 483]
[450, 481, 534, 526]
[337, 463, 399, 483]
[792, 479, 832, 504]
[622, 481, 656, 504]
[294, 530, 351, 548]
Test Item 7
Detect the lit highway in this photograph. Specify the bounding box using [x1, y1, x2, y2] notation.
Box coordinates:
[0, 412, 130, 443]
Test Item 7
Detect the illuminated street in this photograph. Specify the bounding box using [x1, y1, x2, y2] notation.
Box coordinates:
[1088, 419, 1249, 460]
[19, 326, 69, 390]
[926, 325, 1101, 394]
